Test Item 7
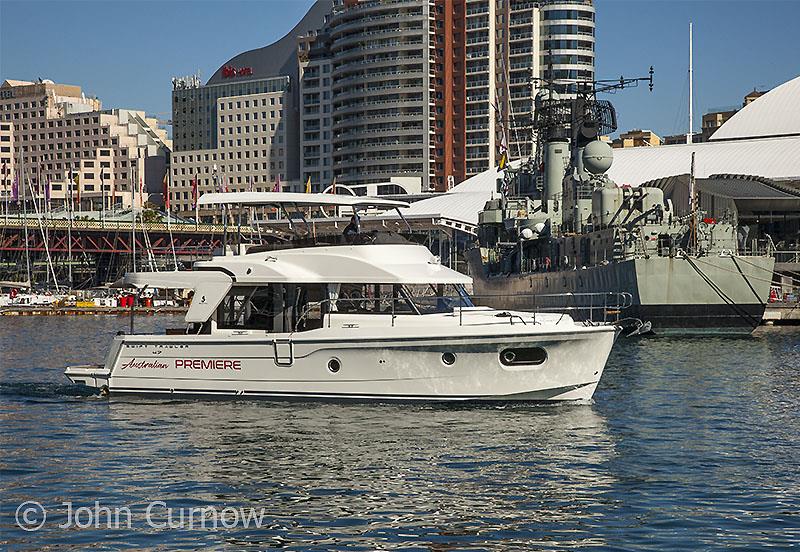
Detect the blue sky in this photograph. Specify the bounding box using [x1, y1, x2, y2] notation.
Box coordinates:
[1, 0, 798, 138]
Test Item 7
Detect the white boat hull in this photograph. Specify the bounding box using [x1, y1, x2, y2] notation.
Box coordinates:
[66, 319, 617, 402]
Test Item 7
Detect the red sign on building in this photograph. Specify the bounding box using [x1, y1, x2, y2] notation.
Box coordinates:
[221, 65, 254, 78]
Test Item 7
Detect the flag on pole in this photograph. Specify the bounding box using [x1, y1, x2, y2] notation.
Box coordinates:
[74, 172, 80, 204]
[498, 131, 509, 171]
[494, 101, 509, 171]
[163, 171, 170, 211]
[11, 171, 18, 202]
[247, 175, 254, 192]
[45, 177, 50, 201]
[330, 176, 336, 194]
[274, 173, 281, 192]
[68, 168, 73, 207]
[100, 167, 105, 210]
[305, 175, 312, 194]
[191, 174, 198, 209]
[139, 174, 144, 207]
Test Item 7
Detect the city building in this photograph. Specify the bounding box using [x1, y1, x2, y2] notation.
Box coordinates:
[700, 109, 737, 141]
[169, 1, 331, 219]
[611, 129, 662, 149]
[662, 132, 703, 146]
[300, 0, 468, 193]
[170, 0, 595, 211]
[0, 79, 170, 210]
[297, 27, 335, 191]
[463, 0, 595, 175]
[298, 0, 595, 191]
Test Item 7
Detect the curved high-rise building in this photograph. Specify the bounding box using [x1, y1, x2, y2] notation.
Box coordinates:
[466, 0, 595, 173]
[320, 0, 466, 192]
[540, 2, 596, 87]
[329, 0, 429, 188]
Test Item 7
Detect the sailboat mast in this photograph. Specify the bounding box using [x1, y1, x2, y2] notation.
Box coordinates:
[687, 22, 694, 145]
[21, 153, 32, 288]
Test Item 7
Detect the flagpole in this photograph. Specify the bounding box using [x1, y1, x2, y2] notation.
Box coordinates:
[68, 168, 73, 289]
[131, 163, 137, 273]
[192, 172, 199, 231]
[101, 168, 106, 228]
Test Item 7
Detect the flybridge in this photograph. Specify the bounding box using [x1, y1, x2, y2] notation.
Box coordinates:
[196, 192, 410, 210]
[197, 191, 413, 239]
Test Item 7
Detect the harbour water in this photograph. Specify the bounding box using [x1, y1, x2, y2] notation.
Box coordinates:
[1, 316, 798, 550]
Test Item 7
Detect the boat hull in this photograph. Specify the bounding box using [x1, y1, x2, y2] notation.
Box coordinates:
[65, 327, 617, 402]
[467, 251, 775, 335]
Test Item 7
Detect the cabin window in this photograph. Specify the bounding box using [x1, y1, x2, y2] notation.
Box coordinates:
[216, 284, 326, 332]
[216, 286, 276, 330]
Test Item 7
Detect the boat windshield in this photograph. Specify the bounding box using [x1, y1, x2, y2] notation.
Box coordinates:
[333, 283, 473, 315]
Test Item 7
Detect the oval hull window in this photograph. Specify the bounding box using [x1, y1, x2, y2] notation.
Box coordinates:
[441, 352, 457, 366]
[500, 347, 547, 366]
[328, 358, 341, 373]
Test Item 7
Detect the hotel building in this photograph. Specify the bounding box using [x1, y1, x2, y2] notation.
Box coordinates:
[168, 1, 331, 218]
[0, 79, 170, 210]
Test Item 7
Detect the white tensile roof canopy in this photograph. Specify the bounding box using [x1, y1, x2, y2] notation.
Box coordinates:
[710, 75, 800, 141]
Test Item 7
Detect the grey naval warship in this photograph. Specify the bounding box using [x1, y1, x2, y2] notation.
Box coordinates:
[467, 76, 775, 335]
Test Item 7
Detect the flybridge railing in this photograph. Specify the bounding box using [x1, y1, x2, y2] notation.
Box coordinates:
[295, 292, 633, 330]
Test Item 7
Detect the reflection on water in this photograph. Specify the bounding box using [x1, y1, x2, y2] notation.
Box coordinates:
[1, 317, 799, 550]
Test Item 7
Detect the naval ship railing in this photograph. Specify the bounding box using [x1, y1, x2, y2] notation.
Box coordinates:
[296, 292, 633, 330]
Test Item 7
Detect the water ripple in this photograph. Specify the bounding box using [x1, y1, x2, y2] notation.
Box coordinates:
[0, 318, 799, 550]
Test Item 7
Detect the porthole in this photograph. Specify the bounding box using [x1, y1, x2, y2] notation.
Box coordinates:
[500, 347, 547, 367]
[441, 352, 457, 366]
[327, 358, 341, 373]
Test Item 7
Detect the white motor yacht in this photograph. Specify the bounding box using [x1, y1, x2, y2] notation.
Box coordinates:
[65, 193, 621, 402]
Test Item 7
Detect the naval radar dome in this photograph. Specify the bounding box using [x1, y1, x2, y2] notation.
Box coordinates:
[583, 140, 614, 175]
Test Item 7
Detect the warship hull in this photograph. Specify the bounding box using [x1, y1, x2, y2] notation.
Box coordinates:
[467, 250, 775, 335]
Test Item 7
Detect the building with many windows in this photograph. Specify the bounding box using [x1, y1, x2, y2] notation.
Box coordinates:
[463, 0, 595, 174]
[298, 0, 595, 190]
[297, 0, 467, 193]
[170, 75, 296, 217]
[170, 0, 595, 211]
[0, 79, 170, 210]
[169, 1, 331, 218]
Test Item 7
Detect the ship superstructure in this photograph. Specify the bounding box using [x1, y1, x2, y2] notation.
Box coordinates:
[468, 73, 775, 334]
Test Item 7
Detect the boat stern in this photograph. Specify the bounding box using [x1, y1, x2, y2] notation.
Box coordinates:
[65, 364, 111, 391]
